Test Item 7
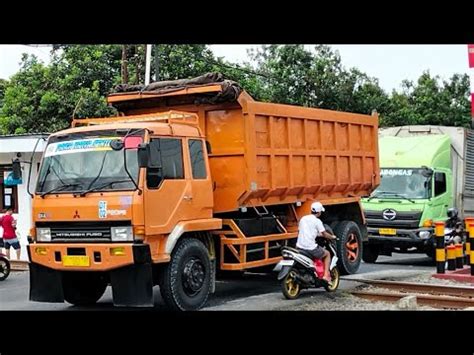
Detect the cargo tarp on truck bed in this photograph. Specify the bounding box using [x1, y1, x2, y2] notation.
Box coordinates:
[113, 72, 242, 105]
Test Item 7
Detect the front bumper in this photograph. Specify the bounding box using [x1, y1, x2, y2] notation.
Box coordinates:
[366, 227, 434, 246]
[28, 243, 142, 271]
[27, 243, 153, 307]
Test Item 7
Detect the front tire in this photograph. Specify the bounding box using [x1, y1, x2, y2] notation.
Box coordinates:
[334, 221, 363, 275]
[160, 238, 212, 311]
[281, 269, 301, 300]
[362, 244, 379, 263]
[63, 272, 107, 306]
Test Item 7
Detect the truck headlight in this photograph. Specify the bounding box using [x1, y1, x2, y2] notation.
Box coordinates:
[36, 228, 51, 242]
[111, 226, 133, 241]
[419, 231, 431, 239]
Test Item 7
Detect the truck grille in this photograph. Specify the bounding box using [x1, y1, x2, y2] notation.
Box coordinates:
[364, 210, 422, 229]
[35, 221, 131, 242]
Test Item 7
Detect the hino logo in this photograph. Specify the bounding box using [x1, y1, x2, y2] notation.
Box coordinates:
[382, 209, 397, 221]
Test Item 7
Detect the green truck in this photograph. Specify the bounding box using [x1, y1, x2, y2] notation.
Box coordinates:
[361, 125, 474, 263]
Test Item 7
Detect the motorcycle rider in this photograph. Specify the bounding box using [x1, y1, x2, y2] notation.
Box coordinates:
[296, 201, 337, 282]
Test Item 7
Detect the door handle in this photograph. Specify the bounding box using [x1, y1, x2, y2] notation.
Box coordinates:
[183, 195, 193, 201]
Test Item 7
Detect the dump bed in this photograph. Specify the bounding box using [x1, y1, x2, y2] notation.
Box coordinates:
[108, 79, 380, 213]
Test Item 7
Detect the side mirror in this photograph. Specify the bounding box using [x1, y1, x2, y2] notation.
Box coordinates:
[110, 139, 124, 151]
[12, 159, 22, 180]
[137, 143, 150, 168]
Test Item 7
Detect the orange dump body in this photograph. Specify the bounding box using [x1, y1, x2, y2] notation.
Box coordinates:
[107, 86, 380, 213]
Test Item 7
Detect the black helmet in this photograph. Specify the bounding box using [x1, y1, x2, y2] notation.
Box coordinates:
[447, 207, 458, 219]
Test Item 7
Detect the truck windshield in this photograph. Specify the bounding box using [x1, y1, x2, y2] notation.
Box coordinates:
[370, 168, 432, 199]
[36, 130, 142, 194]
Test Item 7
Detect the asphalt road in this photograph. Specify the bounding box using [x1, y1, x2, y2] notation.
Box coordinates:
[0, 253, 435, 310]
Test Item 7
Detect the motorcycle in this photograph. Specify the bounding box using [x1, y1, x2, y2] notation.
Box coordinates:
[276, 237, 340, 299]
[0, 253, 11, 281]
[444, 207, 464, 245]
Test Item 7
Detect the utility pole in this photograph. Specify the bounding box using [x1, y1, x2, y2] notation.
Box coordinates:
[154, 44, 160, 81]
[121, 45, 129, 84]
[145, 44, 152, 85]
[468, 44, 474, 128]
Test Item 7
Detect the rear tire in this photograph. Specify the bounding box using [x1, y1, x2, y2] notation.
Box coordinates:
[362, 244, 379, 263]
[281, 270, 301, 300]
[63, 272, 107, 306]
[159, 238, 212, 311]
[334, 221, 362, 275]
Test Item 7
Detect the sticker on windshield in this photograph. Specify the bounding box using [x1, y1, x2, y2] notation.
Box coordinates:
[44, 137, 119, 157]
[381, 169, 413, 176]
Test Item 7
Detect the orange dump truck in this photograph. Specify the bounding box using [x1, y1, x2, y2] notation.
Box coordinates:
[27, 74, 380, 310]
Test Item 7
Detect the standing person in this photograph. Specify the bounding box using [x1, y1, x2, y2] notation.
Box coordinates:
[0, 208, 20, 260]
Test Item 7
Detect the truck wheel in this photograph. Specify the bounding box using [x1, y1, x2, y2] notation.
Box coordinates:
[362, 244, 379, 263]
[334, 221, 362, 275]
[425, 248, 436, 264]
[63, 272, 107, 306]
[160, 238, 212, 311]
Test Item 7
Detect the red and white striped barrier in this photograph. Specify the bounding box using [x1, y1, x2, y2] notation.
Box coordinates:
[469, 44, 474, 120]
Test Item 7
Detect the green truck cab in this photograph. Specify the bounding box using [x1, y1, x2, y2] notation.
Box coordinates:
[361, 125, 474, 263]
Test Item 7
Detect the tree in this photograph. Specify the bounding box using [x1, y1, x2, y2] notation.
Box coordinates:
[0, 78, 7, 107]
[0, 51, 116, 134]
[381, 72, 471, 127]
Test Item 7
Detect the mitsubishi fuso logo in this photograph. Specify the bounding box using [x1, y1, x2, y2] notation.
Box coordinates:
[382, 209, 397, 221]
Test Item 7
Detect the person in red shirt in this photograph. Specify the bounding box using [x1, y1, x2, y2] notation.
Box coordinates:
[0, 208, 20, 260]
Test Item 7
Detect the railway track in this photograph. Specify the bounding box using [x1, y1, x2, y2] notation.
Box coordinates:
[350, 279, 474, 309]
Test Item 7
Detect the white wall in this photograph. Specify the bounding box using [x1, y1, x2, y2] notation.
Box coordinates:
[0, 136, 46, 260]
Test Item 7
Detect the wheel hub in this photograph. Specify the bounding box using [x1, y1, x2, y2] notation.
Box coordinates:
[182, 258, 205, 295]
[346, 233, 359, 262]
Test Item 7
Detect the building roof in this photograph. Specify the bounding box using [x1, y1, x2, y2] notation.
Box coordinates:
[0, 133, 50, 139]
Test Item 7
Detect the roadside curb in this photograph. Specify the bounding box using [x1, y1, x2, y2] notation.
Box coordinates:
[9, 260, 29, 271]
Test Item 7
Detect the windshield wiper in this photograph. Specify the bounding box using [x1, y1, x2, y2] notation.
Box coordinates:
[367, 191, 389, 201]
[79, 179, 132, 197]
[368, 191, 415, 203]
[40, 183, 82, 198]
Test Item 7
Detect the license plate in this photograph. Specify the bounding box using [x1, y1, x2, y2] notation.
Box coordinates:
[279, 260, 294, 266]
[379, 228, 397, 235]
[62, 255, 90, 267]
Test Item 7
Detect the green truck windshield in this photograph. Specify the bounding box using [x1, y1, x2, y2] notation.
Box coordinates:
[370, 168, 432, 199]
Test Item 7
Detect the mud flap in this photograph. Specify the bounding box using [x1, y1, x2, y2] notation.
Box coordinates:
[277, 266, 292, 281]
[110, 244, 153, 307]
[110, 263, 153, 307]
[29, 262, 64, 303]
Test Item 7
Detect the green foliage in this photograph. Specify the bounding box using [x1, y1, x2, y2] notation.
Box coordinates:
[0, 45, 471, 134]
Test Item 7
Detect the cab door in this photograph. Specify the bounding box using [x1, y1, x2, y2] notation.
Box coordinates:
[185, 138, 213, 219]
[143, 137, 192, 235]
[431, 169, 453, 221]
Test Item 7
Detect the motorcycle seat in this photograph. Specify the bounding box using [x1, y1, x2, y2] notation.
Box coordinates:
[297, 248, 316, 260]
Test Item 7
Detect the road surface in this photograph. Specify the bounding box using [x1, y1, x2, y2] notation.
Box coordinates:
[0, 253, 434, 310]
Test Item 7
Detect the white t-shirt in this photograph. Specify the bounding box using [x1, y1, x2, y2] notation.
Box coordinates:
[296, 214, 326, 250]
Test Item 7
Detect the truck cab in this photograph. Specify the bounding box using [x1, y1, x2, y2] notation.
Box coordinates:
[361, 127, 460, 262]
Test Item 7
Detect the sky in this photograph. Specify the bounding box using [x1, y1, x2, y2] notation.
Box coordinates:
[0, 44, 471, 93]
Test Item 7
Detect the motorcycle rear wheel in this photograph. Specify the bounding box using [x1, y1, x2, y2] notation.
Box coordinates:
[324, 267, 340, 292]
[281, 270, 301, 300]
